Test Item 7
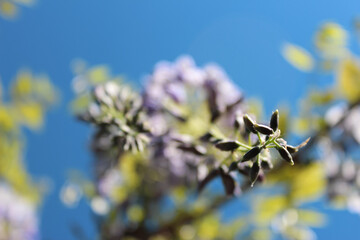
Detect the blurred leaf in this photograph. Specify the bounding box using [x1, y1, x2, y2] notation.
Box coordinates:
[197, 214, 220, 239]
[71, 93, 91, 113]
[198, 169, 220, 193]
[0, 1, 18, 18]
[309, 89, 335, 105]
[254, 195, 288, 225]
[292, 117, 311, 135]
[297, 209, 326, 227]
[12, 70, 33, 99]
[0, 106, 16, 131]
[15, 102, 43, 129]
[127, 205, 144, 223]
[87, 65, 110, 84]
[282, 43, 314, 72]
[337, 58, 360, 103]
[269, 163, 325, 203]
[220, 170, 236, 195]
[251, 228, 272, 240]
[219, 218, 247, 239]
[315, 22, 348, 59]
[278, 105, 290, 137]
[171, 186, 187, 205]
[33, 75, 59, 104]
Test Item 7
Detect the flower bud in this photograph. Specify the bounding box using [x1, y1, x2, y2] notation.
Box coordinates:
[243, 114, 257, 134]
[229, 162, 239, 172]
[270, 109, 279, 131]
[242, 146, 261, 162]
[276, 146, 294, 165]
[254, 124, 274, 135]
[177, 145, 207, 156]
[286, 145, 298, 154]
[234, 115, 242, 130]
[220, 171, 236, 195]
[260, 159, 273, 170]
[250, 161, 261, 187]
[215, 141, 240, 151]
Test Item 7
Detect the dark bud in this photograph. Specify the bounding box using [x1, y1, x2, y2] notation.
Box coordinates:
[200, 132, 222, 144]
[199, 132, 213, 142]
[229, 162, 239, 172]
[257, 172, 265, 183]
[260, 159, 273, 170]
[276, 138, 287, 146]
[243, 114, 257, 134]
[254, 124, 274, 135]
[276, 146, 294, 165]
[212, 139, 222, 145]
[250, 161, 261, 187]
[286, 145, 298, 154]
[210, 108, 221, 123]
[238, 164, 252, 176]
[234, 115, 242, 130]
[242, 146, 262, 162]
[206, 85, 221, 123]
[270, 109, 279, 131]
[197, 169, 220, 193]
[220, 169, 236, 195]
[177, 145, 207, 156]
[215, 141, 240, 151]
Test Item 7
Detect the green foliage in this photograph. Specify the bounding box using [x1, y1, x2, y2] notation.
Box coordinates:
[0, 69, 57, 239]
[0, 70, 57, 201]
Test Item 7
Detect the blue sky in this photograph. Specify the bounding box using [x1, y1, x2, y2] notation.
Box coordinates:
[1, 0, 360, 239]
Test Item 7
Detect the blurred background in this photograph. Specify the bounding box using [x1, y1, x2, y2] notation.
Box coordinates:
[1, 0, 360, 239]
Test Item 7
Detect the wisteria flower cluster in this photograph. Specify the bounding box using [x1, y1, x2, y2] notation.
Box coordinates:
[71, 56, 309, 239]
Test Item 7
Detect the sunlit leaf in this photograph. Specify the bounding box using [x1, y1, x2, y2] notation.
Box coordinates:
[15, 102, 43, 129]
[315, 22, 348, 59]
[290, 163, 325, 203]
[197, 214, 220, 239]
[12, 70, 33, 99]
[33, 75, 59, 104]
[282, 43, 314, 72]
[87, 65, 110, 84]
[0, 106, 16, 131]
[297, 209, 327, 227]
[254, 195, 288, 224]
[292, 117, 311, 135]
[337, 58, 360, 103]
[277, 104, 290, 137]
[309, 89, 335, 105]
[70, 93, 91, 113]
[251, 228, 272, 240]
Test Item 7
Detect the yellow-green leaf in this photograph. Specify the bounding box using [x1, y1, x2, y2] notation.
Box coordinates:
[282, 43, 314, 72]
[337, 58, 360, 103]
